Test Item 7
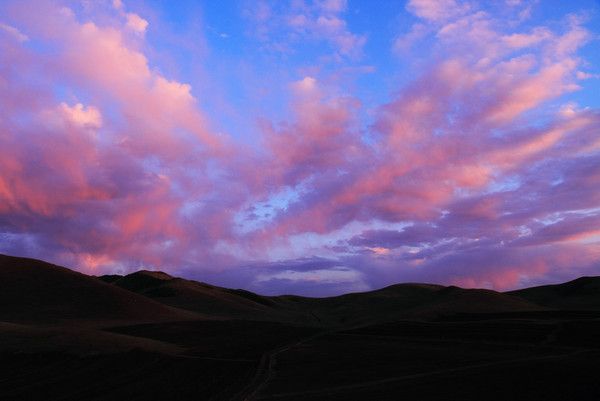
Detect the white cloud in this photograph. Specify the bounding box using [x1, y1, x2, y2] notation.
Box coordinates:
[58, 103, 103, 129]
[0, 22, 28, 42]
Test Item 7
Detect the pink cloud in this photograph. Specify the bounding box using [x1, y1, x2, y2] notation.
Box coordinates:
[0, 0, 598, 295]
[502, 27, 551, 49]
[0, 22, 28, 42]
[263, 75, 362, 185]
[125, 13, 148, 35]
[0, 1, 231, 273]
[14, 3, 220, 156]
[246, 0, 366, 58]
[406, 0, 470, 23]
[52, 102, 103, 129]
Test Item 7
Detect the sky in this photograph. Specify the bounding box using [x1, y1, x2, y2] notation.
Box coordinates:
[1, 0, 600, 296]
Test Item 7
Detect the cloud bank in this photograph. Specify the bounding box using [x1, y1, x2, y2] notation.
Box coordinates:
[0, 0, 599, 295]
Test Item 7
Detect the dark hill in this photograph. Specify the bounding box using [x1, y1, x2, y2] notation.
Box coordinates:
[100, 270, 545, 326]
[2, 253, 600, 401]
[508, 276, 600, 310]
[0, 254, 196, 325]
[273, 283, 543, 325]
[105, 270, 282, 320]
[3, 253, 594, 327]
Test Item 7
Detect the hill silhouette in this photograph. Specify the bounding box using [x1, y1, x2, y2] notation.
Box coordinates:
[2, 254, 594, 326]
[102, 270, 280, 320]
[508, 276, 600, 310]
[0, 254, 196, 325]
[96, 269, 545, 326]
[2, 253, 600, 401]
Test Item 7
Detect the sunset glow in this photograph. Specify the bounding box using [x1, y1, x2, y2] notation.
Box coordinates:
[1, 0, 599, 296]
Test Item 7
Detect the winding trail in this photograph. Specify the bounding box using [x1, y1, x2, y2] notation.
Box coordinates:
[228, 330, 331, 401]
[257, 349, 591, 400]
[229, 326, 593, 401]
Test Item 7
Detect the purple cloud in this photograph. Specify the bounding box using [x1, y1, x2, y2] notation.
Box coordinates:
[0, 0, 599, 295]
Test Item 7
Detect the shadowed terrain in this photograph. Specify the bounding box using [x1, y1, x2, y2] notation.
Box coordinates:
[0, 255, 197, 325]
[99, 270, 288, 322]
[1, 254, 600, 400]
[508, 276, 600, 310]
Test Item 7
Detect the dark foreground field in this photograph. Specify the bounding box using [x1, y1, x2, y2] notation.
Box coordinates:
[258, 316, 600, 401]
[2, 254, 600, 400]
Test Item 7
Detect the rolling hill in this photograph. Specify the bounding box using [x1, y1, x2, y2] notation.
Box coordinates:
[2, 253, 600, 401]
[1, 253, 582, 327]
[270, 283, 545, 326]
[100, 270, 284, 320]
[0, 254, 196, 325]
[508, 276, 600, 310]
[98, 271, 544, 326]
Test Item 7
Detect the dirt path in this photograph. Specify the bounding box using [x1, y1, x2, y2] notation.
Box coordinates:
[231, 327, 581, 401]
[216, 323, 596, 401]
[228, 330, 331, 401]
[257, 349, 591, 400]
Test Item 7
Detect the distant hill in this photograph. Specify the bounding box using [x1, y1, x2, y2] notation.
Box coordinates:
[2, 253, 600, 401]
[271, 283, 544, 326]
[0, 254, 196, 325]
[100, 270, 283, 320]
[508, 276, 600, 310]
[100, 273, 543, 326]
[2, 253, 599, 327]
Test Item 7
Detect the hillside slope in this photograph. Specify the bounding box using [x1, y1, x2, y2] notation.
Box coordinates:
[274, 283, 544, 325]
[0, 254, 196, 325]
[101, 270, 287, 320]
[0, 253, 575, 327]
[508, 277, 600, 310]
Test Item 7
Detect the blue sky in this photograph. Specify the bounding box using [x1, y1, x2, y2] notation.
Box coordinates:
[1, 0, 600, 295]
